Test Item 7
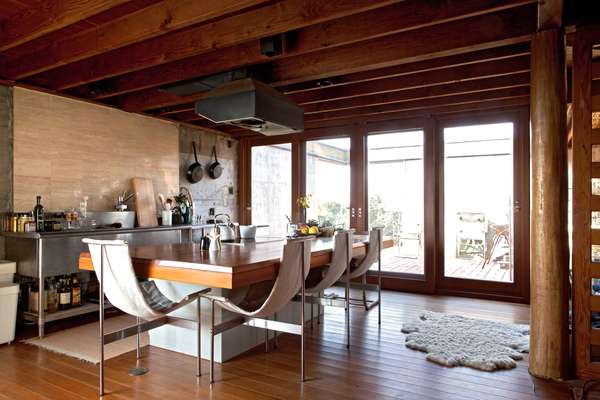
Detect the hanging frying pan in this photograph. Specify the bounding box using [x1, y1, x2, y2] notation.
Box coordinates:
[186, 141, 203, 183]
[208, 145, 223, 179]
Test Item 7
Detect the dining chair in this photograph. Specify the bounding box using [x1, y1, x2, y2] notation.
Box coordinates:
[342, 227, 383, 325]
[292, 230, 353, 347]
[83, 238, 210, 397]
[201, 238, 312, 383]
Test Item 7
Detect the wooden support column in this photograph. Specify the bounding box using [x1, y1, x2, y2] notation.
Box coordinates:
[529, 28, 570, 380]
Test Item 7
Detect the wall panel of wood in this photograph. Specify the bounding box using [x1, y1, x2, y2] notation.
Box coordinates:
[12, 87, 179, 211]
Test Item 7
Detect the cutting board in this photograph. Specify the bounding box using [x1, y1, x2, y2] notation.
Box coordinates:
[131, 178, 158, 227]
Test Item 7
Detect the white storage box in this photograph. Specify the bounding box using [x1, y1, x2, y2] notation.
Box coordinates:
[0, 282, 19, 344]
[0, 260, 16, 283]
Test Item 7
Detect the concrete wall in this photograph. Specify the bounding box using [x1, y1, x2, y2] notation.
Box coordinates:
[0, 86, 12, 259]
[179, 125, 238, 225]
[12, 87, 179, 212]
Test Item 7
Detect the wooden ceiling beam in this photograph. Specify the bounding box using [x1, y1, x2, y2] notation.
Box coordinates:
[537, 0, 563, 30]
[292, 55, 530, 104]
[143, 44, 531, 115]
[282, 42, 530, 93]
[267, 5, 536, 86]
[41, 0, 534, 96]
[302, 72, 530, 114]
[305, 86, 530, 122]
[304, 97, 530, 129]
[0, 0, 130, 52]
[113, 5, 536, 112]
[19, 0, 398, 85]
[1, 0, 274, 79]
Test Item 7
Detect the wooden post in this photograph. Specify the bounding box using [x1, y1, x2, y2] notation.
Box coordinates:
[529, 28, 570, 380]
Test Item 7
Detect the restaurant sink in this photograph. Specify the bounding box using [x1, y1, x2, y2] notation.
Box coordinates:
[86, 211, 136, 229]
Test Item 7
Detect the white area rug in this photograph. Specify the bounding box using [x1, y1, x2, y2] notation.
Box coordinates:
[23, 314, 148, 364]
[401, 311, 530, 371]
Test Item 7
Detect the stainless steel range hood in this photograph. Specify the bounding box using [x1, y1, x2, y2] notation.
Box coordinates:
[195, 78, 304, 135]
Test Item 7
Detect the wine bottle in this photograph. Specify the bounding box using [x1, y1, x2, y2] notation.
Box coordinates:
[58, 277, 71, 310]
[71, 274, 81, 307]
[47, 278, 59, 313]
[33, 196, 44, 232]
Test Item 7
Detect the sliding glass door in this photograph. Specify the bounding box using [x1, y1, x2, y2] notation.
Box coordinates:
[367, 130, 425, 277]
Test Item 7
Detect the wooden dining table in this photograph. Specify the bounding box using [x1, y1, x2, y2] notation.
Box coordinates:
[79, 235, 393, 289]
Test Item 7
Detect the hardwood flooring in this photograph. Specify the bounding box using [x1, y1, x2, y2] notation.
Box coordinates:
[0, 290, 584, 399]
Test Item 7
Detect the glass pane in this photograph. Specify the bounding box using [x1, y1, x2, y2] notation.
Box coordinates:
[443, 122, 514, 283]
[251, 144, 291, 237]
[305, 138, 351, 228]
[368, 130, 424, 275]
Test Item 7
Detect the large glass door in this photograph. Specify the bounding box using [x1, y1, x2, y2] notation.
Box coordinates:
[367, 130, 425, 277]
[305, 138, 351, 228]
[251, 143, 292, 237]
[437, 117, 528, 300]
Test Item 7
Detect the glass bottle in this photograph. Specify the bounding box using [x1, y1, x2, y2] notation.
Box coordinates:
[46, 278, 59, 313]
[58, 277, 71, 310]
[33, 196, 44, 232]
[71, 274, 81, 307]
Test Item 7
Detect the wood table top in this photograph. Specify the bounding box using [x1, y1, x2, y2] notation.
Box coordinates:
[79, 235, 392, 289]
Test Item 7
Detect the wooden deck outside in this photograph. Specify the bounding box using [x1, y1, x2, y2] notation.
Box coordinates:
[372, 247, 513, 283]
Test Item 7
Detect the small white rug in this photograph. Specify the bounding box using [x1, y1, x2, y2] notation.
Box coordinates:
[401, 311, 530, 371]
[23, 315, 148, 364]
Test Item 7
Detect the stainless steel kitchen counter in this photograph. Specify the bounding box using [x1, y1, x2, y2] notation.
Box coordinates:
[2, 223, 215, 337]
[0, 223, 214, 239]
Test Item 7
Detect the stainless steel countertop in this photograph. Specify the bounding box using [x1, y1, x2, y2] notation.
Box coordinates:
[0, 224, 215, 239]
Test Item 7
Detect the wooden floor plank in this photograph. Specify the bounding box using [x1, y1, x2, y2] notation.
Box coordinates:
[0, 290, 579, 399]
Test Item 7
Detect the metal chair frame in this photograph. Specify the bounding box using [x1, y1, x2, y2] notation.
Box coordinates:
[95, 242, 209, 397]
[204, 239, 309, 383]
[296, 228, 383, 348]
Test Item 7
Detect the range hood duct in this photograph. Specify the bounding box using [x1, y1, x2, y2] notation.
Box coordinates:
[195, 78, 304, 136]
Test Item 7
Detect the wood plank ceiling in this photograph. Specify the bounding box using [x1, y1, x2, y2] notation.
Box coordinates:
[0, 0, 586, 137]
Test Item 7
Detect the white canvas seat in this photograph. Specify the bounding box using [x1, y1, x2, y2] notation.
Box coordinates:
[83, 238, 209, 396]
[201, 238, 312, 383]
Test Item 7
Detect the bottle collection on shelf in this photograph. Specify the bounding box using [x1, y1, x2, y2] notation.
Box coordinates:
[2, 195, 86, 233]
[26, 274, 83, 314]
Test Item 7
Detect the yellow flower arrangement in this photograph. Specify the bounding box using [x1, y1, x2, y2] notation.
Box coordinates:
[296, 194, 312, 209]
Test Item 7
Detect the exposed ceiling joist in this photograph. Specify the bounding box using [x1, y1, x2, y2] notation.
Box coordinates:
[1, 0, 274, 79]
[0, 0, 130, 52]
[267, 5, 536, 86]
[291, 55, 530, 104]
[112, 5, 536, 112]
[283, 42, 531, 93]
[60, 0, 535, 99]
[17, 0, 399, 85]
[302, 72, 530, 114]
[305, 86, 530, 122]
[304, 97, 530, 129]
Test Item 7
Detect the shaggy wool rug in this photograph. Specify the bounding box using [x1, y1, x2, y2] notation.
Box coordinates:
[401, 311, 530, 371]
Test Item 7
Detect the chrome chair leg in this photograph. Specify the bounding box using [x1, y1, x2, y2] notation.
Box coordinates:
[129, 316, 149, 376]
[345, 235, 350, 349]
[273, 312, 278, 348]
[99, 246, 105, 397]
[210, 299, 215, 384]
[378, 230, 382, 326]
[317, 291, 321, 325]
[265, 316, 269, 353]
[196, 297, 202, 377]
[301, 241, 306, 382]
[361, 274, 368, 311]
